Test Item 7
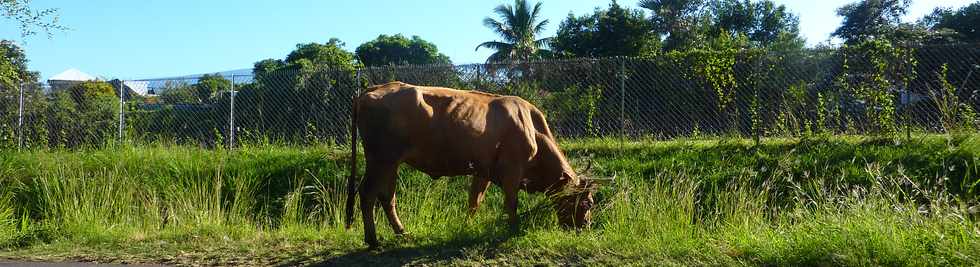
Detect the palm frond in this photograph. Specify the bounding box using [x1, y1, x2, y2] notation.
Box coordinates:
[533, 19, 550, 35]
[534, 37, 552, 49]
[486, 49, 515, 63]
[494, 4, 516, 28]
[531, 1, 545, 20]
[475, 41, 514, 52]
[483, 18, 515, 41]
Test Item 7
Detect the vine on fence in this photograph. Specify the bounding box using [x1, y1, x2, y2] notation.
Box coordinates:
[835, 40, 914, 135]
[932, 63, 977, 133]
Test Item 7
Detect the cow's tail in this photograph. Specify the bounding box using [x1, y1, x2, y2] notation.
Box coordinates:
[345, 98, 359, 230]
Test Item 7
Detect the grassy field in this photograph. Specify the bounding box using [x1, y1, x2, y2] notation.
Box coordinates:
[1, 135, 979, 266]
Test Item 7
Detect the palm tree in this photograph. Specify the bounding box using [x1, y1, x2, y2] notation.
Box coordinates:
[476, 0, 551, 63]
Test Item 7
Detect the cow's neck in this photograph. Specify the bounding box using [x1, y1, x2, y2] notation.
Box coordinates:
[533, 138, 579, 194]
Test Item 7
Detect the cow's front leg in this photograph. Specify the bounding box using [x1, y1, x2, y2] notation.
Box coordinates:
[495, 166, 523, 233]
[468, 175, 492, 216]
[502, 176, 520, 233]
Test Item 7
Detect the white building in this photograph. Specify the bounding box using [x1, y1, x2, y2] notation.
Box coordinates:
[46, 68, 97, 93]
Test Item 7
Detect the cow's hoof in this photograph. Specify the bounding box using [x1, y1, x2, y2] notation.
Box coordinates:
[365, 240, 380, 250]
[395, 232, 413, 241]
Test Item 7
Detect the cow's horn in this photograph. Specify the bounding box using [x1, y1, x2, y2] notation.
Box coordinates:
[592, 174, 616, 185]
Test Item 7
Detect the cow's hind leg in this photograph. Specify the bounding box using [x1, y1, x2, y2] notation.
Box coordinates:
[377, 165, 405, 236]
[360, 160, 397, 248]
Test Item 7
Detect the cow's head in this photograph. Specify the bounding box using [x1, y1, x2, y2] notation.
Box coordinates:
[554, 159, 614, 229]
[554, 176, 596, 229]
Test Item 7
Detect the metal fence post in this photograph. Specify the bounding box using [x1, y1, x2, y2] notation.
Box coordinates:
[619, 57, 626, 142]
[353, 69, 361, 145]
[117, 80, 125, 143]
[17, 82, 25, 150]
[228, 75, 237, 149]
[902, 46, 915, 141]
[754, 51, 765, 147]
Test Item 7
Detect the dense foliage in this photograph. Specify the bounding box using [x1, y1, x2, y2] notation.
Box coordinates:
[355, 34, 451, 67]
[922, 2, 980, 43]
[551, 1, 659, 58]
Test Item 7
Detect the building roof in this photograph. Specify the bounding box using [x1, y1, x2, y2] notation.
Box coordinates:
[123, 80, 151, 96]
[48, 68, 97, 82]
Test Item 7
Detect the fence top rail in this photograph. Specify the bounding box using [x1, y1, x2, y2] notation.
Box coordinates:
[113, 42, 980, 84]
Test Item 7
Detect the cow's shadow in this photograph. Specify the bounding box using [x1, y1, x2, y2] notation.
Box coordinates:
[278, 227, 518, 267]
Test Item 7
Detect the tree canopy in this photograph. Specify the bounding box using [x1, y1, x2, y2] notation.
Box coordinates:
[551, 1, 659, 58]
[0, 40, 38, 89]
[922, 2, 980, 43]
[710, 0, 800, 46]
[832, 0, 912, 44]
[355, 34, 451, 67]
[640, 0, 705, 50]
[253, 38, 358, 77]
[194, 74, 232, 104]
[637, 0, 802, 51]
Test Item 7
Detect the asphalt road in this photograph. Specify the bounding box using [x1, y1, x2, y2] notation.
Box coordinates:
[0, 261, 165, 267]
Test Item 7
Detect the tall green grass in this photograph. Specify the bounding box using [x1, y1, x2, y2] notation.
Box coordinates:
[1, 135, 978, 265]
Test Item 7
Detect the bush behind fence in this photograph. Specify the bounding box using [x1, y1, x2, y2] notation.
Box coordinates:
[2, 43, 979, 149]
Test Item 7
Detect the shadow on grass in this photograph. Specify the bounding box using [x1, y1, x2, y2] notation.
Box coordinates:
[309, 238, 507, 266]
[278, 224, 518, 267]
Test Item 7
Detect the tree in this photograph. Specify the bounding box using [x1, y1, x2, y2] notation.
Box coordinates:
[476, 0, 552, 62]
[551, 1, 659, 58]
[252, 59, 285, 81]
[284, 39, 358, 71]
[641, 0, 800, 51]
[0, 40, 42, 148]
[752, 1, 799, 45]
[194, 74, 231, 104]
[253, 38, 358, 77]
[245, 38, 359, 144]
[46, 81, 119, 147]
[66, 81, 115, 109]
[922, 3, 980, 43]
[0, 40, 38, 88]
[711, 0, 800, 46]
[1, 0, 67, 39]
[832, 0, 912, 44]
[640, 0, 705, 50]
[355, 34, 451, 67]
[158, 81, 197, 104]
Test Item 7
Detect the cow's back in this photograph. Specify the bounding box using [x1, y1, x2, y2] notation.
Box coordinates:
[356, 82, 506, 177]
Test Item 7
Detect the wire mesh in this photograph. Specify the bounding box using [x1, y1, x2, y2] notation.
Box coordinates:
[360, 58, 626, 139]
[232, 68, 356, 146]
[3, 43, 979, 150]
[0, 83, 19, 149]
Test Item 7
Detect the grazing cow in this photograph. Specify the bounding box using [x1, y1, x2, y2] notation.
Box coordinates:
[344, 81, 596, 248]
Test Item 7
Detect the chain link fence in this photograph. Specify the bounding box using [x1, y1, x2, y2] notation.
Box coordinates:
[2, 43, 979, 150]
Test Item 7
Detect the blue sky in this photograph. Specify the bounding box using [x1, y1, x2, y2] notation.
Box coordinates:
[1, 0, 975, 80]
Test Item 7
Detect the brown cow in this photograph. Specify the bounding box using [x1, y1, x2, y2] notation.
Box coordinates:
[344, 81, 596, 248]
